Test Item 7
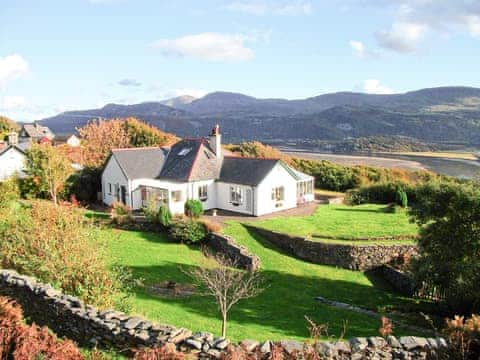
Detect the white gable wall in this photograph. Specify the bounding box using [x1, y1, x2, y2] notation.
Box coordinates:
[0, 148, 26, 181]
[101, 156, 130, 207]
[255, 162, 298, 216]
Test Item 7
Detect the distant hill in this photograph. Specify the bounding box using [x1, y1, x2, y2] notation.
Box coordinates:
[38, 86, 480, 145]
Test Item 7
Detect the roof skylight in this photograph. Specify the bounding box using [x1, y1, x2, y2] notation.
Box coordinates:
[178, 148, 192, 156]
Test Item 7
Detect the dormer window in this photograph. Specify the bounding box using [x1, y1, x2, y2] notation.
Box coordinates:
[178, 148, 192, 156]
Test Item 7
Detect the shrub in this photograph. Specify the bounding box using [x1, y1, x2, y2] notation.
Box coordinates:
[199, 218, 222, 233]
[395, 187, 408, 208]
[65, 167, 101, 203]
[0, 296, 84, 359]
[110, 201, 133, 225]
[346, 182, 416, 205]
[169, 219, 206, 243]
[410, 181, 480, 314]
[158, 204, 172, 227]
[142, 199, 158, 223]
[444, 314, 480, 359]
[184, 199, 203, 218]
[0, 177, 20, 206]
[133, 343, 184, 360]
[0, 201, 131, 309]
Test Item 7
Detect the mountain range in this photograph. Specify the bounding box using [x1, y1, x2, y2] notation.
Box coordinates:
[38, 86, 480, 146]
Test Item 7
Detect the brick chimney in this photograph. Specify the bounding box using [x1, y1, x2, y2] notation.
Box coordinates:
[8, 131, 18, 146]
[209, 124, 221, 157]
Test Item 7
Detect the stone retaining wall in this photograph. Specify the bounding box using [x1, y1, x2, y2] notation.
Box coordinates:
[371, 265, 416, 296]
[246, 226, 417, 271]
[206, 232, 261, 271]
[0, 269, 448, 359]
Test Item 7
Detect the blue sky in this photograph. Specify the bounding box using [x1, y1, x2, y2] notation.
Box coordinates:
[1, 0, 480, 121]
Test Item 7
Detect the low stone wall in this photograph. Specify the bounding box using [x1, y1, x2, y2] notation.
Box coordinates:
[246, 226, 417, 271]
[371, 265, 416, 296]
[0, 269, 448, 359]
[205, 232, 261, 271]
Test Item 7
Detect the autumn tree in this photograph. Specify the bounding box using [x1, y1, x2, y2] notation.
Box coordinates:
[0, 115, 18, 140]
[77, 117, 177, 168]
[125, 117, 177, 147]
[185, 253, 264, 338]
[77, 119, 130, 168]
[25, 143, 73, 205]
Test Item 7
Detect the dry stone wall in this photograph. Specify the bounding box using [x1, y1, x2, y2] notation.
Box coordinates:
[247, 225, 417, 271]
[206, 232, 261, 271]
[0, 269, 449, 359]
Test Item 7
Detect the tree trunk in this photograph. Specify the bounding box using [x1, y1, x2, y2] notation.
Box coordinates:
[221, 313, 227, 338]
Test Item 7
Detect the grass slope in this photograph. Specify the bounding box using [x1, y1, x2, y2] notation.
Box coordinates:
[253, 204, 418, 241]
[104, 219, 423, 342]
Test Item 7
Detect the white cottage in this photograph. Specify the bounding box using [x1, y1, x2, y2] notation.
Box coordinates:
[0, 132, 28, 181]
[101, 126, 314, 216]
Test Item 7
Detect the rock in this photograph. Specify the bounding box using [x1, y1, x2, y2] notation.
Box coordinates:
[368, 336, 387, 348]
[206, 349, 222, 359]
[334, 341, 351, 354]
[185, 338, 203, 350]
[259, 341, 272, 353]
[436, 337, 448, 348]
[399, 336, 428, 351]
[350, 337, 368, 352]
[124, 317, 144, 330]
[134, 330, 150, 342]
[387, 335, 402, 348]
[202, 343, 210, 352]
[168, 329, 192, 344]
[213, 338, 230, 350]
[316, 341, 337, 358]
[279, 340, 304, 355]
[240, 339, 259, 352]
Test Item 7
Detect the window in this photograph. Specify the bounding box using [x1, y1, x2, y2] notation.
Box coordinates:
[171, 190, 182, 202]
[271, 186, 284, 201]
[178, 148, 192, 156]
[230, 186, 243, 205]
[108, 183, 112, 195]
[198, 184, 208, 201]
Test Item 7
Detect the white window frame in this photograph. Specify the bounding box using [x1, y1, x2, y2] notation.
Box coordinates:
[271, 186, 285, 201]
[198, 184, 208, 201]
[230, 186, 243, 205]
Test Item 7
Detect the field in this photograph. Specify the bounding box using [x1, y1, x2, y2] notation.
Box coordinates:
[103, 205, 425, 342]
[252, 204, 418, 242]
[384, 151, 479, 161]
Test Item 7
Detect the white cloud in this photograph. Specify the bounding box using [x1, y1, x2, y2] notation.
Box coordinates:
[361, 79, 394, 94]
[361, 0, 480, 53]
[226, 0, 311, 16]
[375, 22, 427, 53]
[1, 96, 27, 110]
[0, 54, 29, 86]
[150, 32, 255, 62]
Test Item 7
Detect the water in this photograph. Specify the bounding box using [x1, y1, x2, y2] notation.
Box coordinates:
[282, 148, 480, 179]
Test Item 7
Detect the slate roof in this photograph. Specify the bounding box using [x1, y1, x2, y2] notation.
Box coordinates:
[0, 145, 26, 159]
[111, 147, 169, 180]
[218, 157, 280, 186]
[21, 123, 55, 140]
[109, 138, 310, 186]
[158, 139, 221, 182]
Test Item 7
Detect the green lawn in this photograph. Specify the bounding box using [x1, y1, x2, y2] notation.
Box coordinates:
[253, 204, 419, 242]
[104, 220, 426, 342]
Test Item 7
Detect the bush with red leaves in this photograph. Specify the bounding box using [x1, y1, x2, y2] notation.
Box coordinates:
[0, 296, 84, 360]
[132, 343, 184, 360]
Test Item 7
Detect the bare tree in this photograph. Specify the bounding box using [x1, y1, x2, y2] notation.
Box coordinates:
[184, 253, 264, 338]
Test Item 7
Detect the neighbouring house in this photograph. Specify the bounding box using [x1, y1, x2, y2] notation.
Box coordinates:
[19, 122, 55, 143]
[55, 134, 81, 147]
[0, 131, 29, 181]
[101, 126, 314, 216]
